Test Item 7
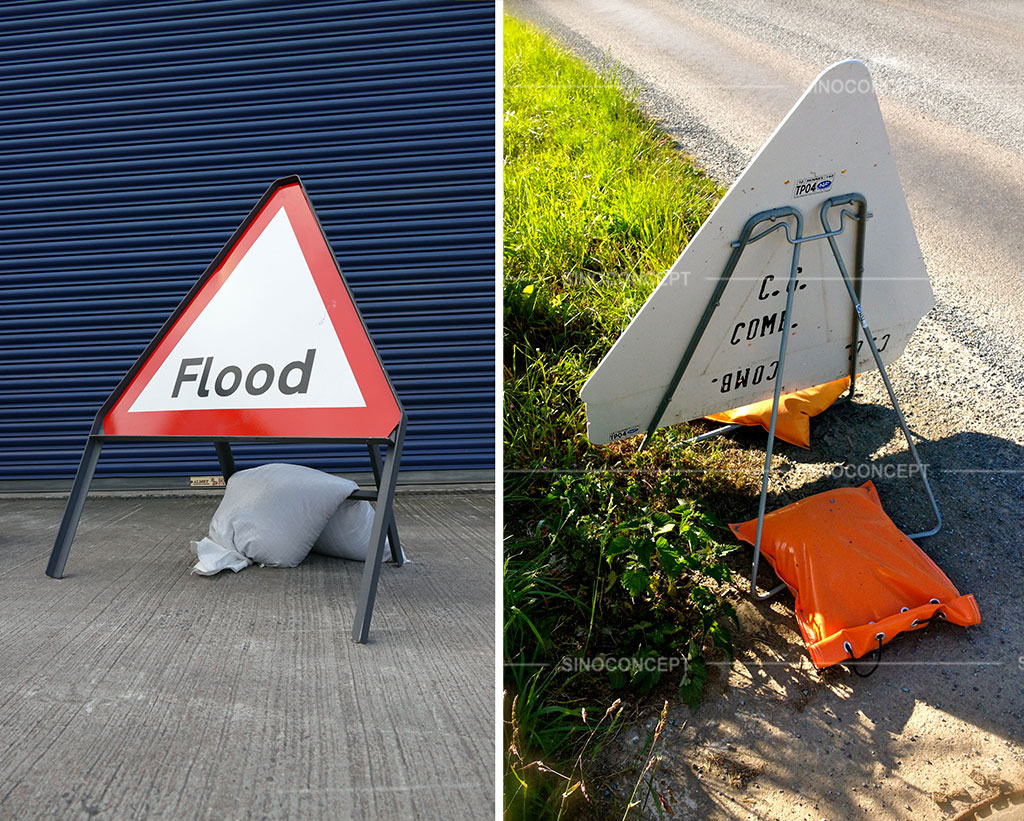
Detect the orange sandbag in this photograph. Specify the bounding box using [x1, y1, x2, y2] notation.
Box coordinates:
[730, 481, 980, 668]
[706, 377, 851, 448]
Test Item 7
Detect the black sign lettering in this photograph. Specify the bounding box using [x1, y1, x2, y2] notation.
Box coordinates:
[197, 357, 212, 397]
[172, 350, 317, 399]
[245, 363, 275, 395]
[845, 333, 892, 361]
[215, 365, 242, 397]
[715, 360, 779, 394]
[279, 349, 316, 394]
[172, 358, 205, 398]
[729, 310, 787, 346]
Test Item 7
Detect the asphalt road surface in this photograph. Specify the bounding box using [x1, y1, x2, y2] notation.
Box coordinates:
[509, 0, 1024, 390]
[506, 2, 1024, 818]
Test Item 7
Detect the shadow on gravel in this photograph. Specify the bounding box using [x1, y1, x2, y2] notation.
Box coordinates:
[646, 400, 1024, 817]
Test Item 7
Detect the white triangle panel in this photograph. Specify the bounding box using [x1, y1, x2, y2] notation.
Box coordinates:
[129, 207, 365, 412]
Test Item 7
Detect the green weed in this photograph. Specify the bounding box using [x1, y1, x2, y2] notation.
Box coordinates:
[503, 14, 742, 818]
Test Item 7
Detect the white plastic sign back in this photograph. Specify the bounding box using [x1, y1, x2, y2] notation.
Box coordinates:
[581, 61, 933, 445]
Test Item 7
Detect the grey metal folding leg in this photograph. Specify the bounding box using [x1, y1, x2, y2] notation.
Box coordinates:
[46, 436, 103, 579]
[639, 206, 804, 599]
[643, 195, 941, 602]
[820, 195, 941, 539]
[352, 419, 405, 643]
[745, 211, 804, 600]
[367, 442, 403, 565]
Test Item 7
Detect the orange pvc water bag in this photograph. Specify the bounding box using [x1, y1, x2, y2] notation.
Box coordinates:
[707, 377, 851, 448]
[730, 481, 980, 668]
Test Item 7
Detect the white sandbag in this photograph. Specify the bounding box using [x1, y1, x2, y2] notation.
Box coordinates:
[196, 463, 357, 572]
[313, 498, 406, 563]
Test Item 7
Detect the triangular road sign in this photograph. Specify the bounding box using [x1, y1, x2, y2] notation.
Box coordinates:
[581, 61, 933, 445]
[101, 176, 401, 441]
[48, 176, 407, 644]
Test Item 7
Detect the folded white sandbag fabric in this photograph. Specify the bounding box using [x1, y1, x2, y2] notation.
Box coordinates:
[191, 463, 357, 575]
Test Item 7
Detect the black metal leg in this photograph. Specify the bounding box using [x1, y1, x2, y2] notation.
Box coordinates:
[352, 422, 405, 643]
[46, 436, 103, 579]
[215, 441, 236, 480]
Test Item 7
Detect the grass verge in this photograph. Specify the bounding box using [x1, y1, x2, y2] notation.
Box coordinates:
[503, 15, 753, 819]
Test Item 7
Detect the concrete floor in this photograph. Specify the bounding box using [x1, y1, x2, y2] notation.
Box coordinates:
[0, 490, 495, 820]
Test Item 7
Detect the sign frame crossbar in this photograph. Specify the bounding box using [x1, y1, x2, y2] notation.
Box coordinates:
[640, 193, 942, 600]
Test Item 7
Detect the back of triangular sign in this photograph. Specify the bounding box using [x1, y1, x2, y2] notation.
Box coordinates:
[581, 61, 932, 445]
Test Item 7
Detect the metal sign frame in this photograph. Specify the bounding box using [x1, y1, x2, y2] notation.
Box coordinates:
[45, 176, 406, 644]
[642, 193, 942, 599]
[580, 60, 935, 445]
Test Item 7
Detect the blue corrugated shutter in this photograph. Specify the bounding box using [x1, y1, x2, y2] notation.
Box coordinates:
[0, 0, 495, 481]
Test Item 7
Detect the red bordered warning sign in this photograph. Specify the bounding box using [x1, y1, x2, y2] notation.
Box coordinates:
[48, 177, 408, 644]
[101, 177, 401, 440]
